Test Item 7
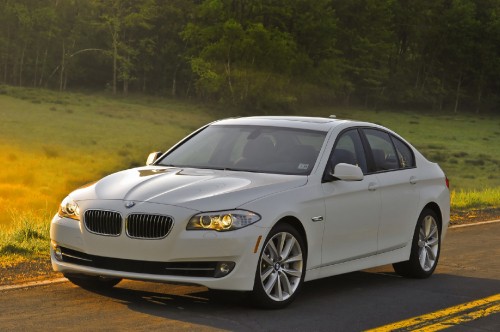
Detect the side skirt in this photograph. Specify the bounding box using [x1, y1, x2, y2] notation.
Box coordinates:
[304, 244, 411, 282]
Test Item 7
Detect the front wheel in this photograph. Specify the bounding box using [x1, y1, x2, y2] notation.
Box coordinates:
[64, 274, 122, 290]
[393, 209, 441, 278]
[251, 223, 306, 309]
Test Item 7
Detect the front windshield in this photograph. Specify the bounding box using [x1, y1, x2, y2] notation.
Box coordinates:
[158, 125, 327, 175]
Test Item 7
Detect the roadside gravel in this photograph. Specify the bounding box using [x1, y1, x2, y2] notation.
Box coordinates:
[1, 256, 58, 286]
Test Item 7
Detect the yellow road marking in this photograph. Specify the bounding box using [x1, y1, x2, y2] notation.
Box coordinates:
[365, 293, 500, 332]
[419, 304, 500, 332]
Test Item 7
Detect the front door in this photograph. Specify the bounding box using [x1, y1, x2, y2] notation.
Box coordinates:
[321, 129, 381, 266]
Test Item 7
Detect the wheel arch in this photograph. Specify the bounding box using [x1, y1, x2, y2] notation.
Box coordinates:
[423, 202, 442, 230]
[251, 215, 309, 308]
[274, 216, 308, 257]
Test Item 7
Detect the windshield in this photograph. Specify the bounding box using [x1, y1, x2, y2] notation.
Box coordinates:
[158, 125, 327, 175]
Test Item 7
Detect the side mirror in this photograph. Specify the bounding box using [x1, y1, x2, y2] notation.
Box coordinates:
[333, 163, 364, 181]
[324, 163, 364, 182]
[146, 151, 163, 166]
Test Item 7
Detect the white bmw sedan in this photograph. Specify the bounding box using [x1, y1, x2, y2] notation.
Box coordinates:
[51, 116, 450, 308]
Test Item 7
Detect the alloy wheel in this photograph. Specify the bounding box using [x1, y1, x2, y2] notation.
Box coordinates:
[259, 231, 303, 302]
[418, 215, 439, 271]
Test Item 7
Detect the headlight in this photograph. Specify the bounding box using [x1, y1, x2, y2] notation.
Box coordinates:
[58, 196, 81, 221]
[187, 210, 260, 231]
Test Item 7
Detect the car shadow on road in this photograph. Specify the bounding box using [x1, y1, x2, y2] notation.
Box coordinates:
[78, 269, 500, 331]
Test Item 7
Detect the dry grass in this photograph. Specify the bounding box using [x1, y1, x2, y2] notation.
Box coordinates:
[0, 87, 214, 230]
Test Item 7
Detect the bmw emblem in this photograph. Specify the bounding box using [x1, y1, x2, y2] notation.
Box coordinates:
[125, 201, 135, 208]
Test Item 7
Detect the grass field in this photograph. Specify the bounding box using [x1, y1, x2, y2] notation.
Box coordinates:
[0, 87, 214, 228]
[0, 85, 499, 261]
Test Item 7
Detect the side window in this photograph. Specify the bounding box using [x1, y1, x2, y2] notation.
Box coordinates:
[330, 129, 368, 174]
[363, 129, 399, 171]
[392, 136, 415, 168]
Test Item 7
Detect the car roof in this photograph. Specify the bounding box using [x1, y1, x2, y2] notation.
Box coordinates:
[211, 116, 355, 132]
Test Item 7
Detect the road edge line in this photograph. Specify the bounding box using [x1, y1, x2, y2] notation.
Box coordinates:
[0, 278, 67, 292]
[449, 219, 500, 229]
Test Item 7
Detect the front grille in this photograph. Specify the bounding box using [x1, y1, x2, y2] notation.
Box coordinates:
[126, 214, 173, 239]
[59, 247, 219, 277]
[84, 210, 122, 236]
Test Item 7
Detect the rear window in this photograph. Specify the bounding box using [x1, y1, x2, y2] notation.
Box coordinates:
[391, 136, 415, 168]
[363, 128, 416, 172]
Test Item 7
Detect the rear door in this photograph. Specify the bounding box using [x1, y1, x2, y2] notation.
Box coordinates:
[361, 129, 420, 253]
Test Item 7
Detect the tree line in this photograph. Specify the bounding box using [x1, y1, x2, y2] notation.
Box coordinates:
[1, 0, 499, 112]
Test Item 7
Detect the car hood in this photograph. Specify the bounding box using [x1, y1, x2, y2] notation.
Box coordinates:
[72, 166, 307, 211]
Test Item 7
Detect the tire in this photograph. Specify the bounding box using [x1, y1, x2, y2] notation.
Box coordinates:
[393, 209, 441, 278]
[64, 273, 122, 290]
[251, 223, 306, 309]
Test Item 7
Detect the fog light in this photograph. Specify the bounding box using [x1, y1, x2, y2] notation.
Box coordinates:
[214, 262, 235, 278]
[53, 245, 63, 261]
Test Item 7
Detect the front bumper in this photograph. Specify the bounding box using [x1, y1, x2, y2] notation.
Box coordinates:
[50, 200, 265, 291]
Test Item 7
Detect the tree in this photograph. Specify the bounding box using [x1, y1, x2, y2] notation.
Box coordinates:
[182, 0, 342, 109]
[92, 0, 157, 94]
[0, 0, 498, 112]
[332, 0, 395, 107]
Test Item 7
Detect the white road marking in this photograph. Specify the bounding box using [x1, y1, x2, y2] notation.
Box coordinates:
[449, 219, 500, 229]
[0, 278, 67, 292]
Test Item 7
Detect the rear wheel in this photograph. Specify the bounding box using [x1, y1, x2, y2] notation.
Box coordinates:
[251, 223, 306, 309]
[393, 209, 441, 278]
[64, 274, 122, 290]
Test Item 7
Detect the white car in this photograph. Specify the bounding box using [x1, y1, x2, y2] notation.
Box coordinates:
[51, 116, 450, 308]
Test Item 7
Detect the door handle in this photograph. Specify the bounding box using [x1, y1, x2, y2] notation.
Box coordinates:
[368, 182, 378, 191]
[410, 176, 418, 185]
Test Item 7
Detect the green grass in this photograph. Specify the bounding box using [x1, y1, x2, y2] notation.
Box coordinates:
[0, 209, 51, 266]
[0, 86, 499, 260]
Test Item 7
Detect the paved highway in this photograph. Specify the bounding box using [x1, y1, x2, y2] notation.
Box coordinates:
[1, 222, 499, 331]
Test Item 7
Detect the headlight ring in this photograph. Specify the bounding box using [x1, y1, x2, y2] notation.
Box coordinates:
[58, 196, 81, 221]
[187, 210, 260, 232]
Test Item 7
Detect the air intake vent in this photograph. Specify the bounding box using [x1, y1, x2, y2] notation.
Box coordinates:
[84, 210, 122, 236]
[126, 214, 173, 239]
[58, 246, 224, 277]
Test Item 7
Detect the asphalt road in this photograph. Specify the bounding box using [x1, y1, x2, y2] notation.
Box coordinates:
[1, 222, 499, 331]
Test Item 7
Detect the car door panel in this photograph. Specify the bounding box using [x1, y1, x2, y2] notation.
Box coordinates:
[320, 128, 380, 268]
[376, 170, 420, 252]
[321, 176, 381, 266]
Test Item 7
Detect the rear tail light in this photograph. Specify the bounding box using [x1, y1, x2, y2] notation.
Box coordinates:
[445, 176, 450, 189]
